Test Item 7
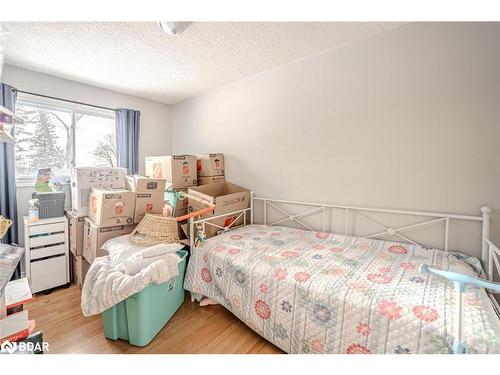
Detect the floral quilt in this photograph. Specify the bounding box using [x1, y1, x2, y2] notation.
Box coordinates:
[183, 225, 500, 354]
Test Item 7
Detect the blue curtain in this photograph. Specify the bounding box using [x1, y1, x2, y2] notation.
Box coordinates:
[115, 108, 140, 175]
[0, 83, 18, 246]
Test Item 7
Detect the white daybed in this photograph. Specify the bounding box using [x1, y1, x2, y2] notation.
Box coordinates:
[184, 195, 500, 354]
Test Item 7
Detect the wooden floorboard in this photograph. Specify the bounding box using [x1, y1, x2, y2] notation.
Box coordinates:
[25, 284, 284, 354]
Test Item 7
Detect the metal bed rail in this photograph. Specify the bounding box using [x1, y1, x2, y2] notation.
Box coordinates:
[252, 195, 491, 275]
[188, 207, 252, 248]
[189, 192, 493, 276]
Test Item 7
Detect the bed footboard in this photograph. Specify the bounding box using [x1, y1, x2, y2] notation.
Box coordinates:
[188, 207, 253, 248]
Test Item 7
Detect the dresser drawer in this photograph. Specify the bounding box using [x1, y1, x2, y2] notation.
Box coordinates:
[30, 244, 66, 260]
[29, 221, 65, 236]
[29, 232, 66, 248]
[30, 255, 68, 293]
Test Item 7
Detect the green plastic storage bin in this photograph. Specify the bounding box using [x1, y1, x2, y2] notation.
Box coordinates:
[101, 249, 188, 347]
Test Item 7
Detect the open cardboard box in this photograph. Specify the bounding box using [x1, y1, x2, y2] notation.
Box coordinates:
[185, 182, 250, 240]
[198, 175, 226, 185]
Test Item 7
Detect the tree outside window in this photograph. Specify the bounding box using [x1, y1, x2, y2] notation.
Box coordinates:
[14, 94, 116, 179]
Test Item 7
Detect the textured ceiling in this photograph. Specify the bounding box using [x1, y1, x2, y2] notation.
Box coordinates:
[1, 22, 403, 104]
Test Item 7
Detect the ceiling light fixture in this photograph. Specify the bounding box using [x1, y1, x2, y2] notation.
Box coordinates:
[158, 22, 192, 36]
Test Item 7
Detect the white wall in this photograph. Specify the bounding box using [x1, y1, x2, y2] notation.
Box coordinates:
[2, 64, 172, 245]
[171, 22, 500, 258]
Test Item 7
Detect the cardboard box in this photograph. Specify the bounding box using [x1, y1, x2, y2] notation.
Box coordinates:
[66, 210, 85, 256]
[187, 182, 250, 239]
[134, 192, 165, 223]
[196, 153, 225, 177]
[145, 155, 197, 189]
[198, 175, 226, 185]
[164, 187, 188, 216]
[70, 254, 90, 288]
[125, 175, 167, 193]
[71, 167, 127, 215]
[83, 218, 135, 263]
[89, 188, 135, 227]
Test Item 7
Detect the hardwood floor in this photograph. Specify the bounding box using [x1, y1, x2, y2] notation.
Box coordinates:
[26, 284, 283, 354]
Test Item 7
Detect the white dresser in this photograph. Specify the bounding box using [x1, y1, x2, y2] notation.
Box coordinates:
[23, 216, 70, 293]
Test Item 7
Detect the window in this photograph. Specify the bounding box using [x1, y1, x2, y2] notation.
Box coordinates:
[14, 93, 116, 181]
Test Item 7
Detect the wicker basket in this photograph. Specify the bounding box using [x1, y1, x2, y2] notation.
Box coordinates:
[0, 215, 13, 240]
[129, 214, 180, 245]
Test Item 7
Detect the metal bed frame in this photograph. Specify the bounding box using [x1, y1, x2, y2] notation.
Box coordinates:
[188, 192, 500, 353]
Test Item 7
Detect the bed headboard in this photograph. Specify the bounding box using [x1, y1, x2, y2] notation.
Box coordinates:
[189, 192, 496, 280]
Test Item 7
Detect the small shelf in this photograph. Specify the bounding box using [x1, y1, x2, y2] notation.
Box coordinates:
[0, 104, 23, 124]
[0, 104, 13, 117]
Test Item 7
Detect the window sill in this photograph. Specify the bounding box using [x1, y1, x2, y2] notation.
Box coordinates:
[16, 176, 71, 189]
[16, 183, 35, 189]
[16, 178, 36, 188]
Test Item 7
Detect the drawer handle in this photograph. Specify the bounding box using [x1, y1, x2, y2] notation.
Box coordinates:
[31, 253, 66, 263]
[30, 242, 65, 251]
[30, 231, 64, 239]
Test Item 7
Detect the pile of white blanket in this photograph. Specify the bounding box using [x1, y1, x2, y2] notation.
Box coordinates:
[81, 238, 184, 317]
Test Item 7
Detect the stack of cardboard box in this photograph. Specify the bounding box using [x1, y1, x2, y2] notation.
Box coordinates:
[71, 167, 128, 216]
[68, 167, 168, 269]
[67, 166, 129, 287]
[196, 153, 226, 185]
[83, 177, 168, 263]
[146, 155, 197, 216]
[144, 153, 251, 244]
[84, 188, 136, 263]
[67, 153, 245, 272]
